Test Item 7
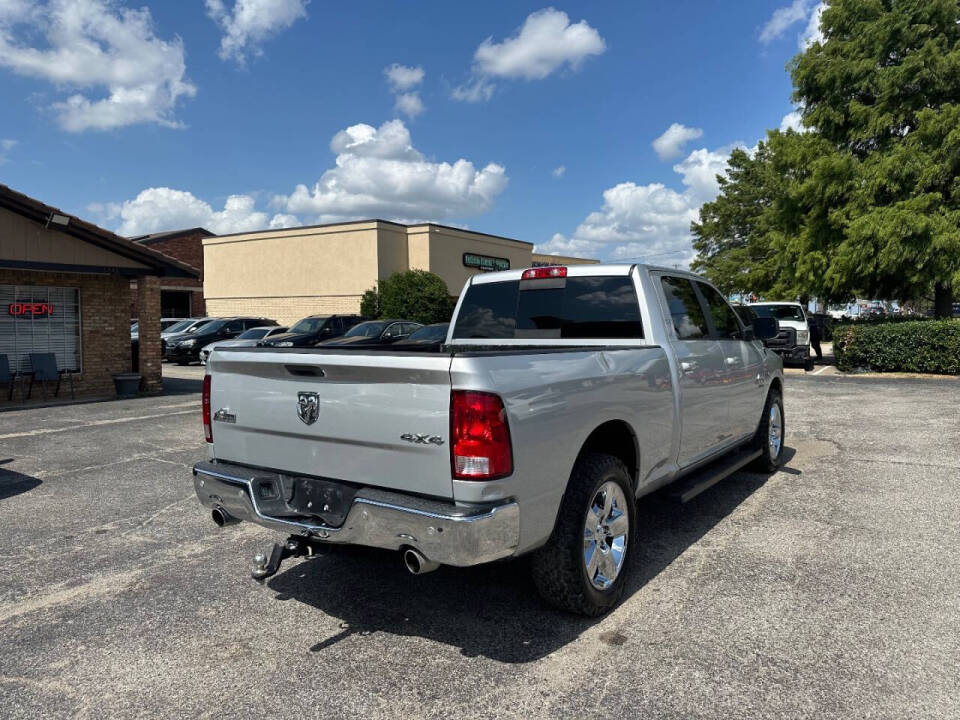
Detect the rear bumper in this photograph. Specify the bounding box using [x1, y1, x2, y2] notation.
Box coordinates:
[192, 461, 520, 567]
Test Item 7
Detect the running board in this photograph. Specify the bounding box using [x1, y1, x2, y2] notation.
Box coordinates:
[667, 448, 762, 503]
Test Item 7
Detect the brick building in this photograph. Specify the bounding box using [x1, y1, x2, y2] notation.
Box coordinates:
[0, 184, 199, 398]
[130, 227, 212, 318]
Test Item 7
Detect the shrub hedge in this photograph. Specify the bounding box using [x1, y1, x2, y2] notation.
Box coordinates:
[833, 319, 960, 374]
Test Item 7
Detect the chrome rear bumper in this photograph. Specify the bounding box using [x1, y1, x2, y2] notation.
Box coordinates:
[193, 461, 520, 567]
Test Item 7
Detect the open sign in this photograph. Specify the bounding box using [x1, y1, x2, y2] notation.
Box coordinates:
[8, 302, 54, 317]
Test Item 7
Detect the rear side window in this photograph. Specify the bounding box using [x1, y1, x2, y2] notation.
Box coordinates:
[660, 276, 709, 340]
[453, 276, 643, 340]
[696, 282, 743, 339]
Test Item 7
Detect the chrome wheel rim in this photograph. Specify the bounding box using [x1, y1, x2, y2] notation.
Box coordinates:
[583, 481, 629, 590]
[768, 404, 783, 458]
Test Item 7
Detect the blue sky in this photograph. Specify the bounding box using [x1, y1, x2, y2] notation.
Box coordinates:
[0, 0, 824, 265]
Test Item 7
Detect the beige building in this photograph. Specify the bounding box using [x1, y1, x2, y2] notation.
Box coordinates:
[203, 220, 597, 325]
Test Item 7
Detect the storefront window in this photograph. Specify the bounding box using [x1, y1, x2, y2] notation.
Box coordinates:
[0, 285, 81, 373]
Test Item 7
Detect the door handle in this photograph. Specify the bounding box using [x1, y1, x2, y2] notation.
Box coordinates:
[680, 361, 695, 374]
[725, 356, 739, 365]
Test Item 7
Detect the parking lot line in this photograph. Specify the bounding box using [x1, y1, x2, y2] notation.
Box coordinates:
[0, 408, 197, 440]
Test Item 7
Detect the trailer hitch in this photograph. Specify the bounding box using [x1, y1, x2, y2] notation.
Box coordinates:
[251, 535, 313, 581]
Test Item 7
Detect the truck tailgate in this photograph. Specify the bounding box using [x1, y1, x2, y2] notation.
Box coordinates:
[207, 349, 455, 499]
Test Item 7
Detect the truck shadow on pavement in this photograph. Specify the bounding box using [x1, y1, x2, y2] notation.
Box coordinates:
[267, 447, 797, 663]
[0, 465, 42, 501]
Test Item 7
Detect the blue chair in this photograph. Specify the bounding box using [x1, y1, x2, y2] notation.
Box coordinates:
[0, 354, 18, 401]
[26, 353, 75, 400]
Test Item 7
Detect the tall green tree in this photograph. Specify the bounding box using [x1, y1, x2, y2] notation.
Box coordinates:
[364, 269, 454, 325]
[791, 0, 960, 316]
[694, 0, 960, 316]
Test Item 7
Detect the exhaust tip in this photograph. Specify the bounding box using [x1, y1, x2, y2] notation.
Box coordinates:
[403, 548, 439, 575]
[211, 507, 237, 527]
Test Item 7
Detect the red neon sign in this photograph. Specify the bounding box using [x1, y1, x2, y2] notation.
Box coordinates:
[8, 302, 54, 317]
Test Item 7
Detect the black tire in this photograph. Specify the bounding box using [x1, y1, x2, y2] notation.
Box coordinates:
[804, 356, 815, 371]
[750, 388, 785, 472]
[176, 359, 189, 366]
[531, 453, 636, 616]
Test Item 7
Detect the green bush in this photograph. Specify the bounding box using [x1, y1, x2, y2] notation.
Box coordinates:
[362, 269, 455, 325]
[833, 320, 960, 374]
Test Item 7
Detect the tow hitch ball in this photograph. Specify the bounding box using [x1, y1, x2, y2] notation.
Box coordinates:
[251, 535, 312, 581]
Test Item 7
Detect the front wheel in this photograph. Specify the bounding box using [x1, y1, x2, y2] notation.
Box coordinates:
[751, 388, 785, 472]
[531, 453, 636, 616]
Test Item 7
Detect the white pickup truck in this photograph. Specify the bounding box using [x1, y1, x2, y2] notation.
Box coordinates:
[194, 264, 784, 615]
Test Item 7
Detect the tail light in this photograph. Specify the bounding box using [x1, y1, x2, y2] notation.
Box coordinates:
[450, 390, 513, 480]
[202, 374, 212, 443]
[521, 266, 566, 280]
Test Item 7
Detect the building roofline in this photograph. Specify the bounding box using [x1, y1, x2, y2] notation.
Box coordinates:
[131, 227, 215, 244]
[0, 184, 200, 279]
[208, 218, 534, 246]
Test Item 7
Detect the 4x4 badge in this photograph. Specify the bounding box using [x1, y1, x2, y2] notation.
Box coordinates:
[297, 392, 320, 425]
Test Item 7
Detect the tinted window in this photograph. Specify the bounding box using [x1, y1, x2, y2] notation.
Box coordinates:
[194, 319, 224, 333]
[406, 324, 448, 342]
[453, 276, 643, 339]
[289, 316, 330, 334]
[751, 304, 805, 322]
[344, 321, 388, 338]
[660, 276, 709, 340]
[453, 281, 520, 339]
[237, 327, 270, 340]
[697, 282, 743, 339]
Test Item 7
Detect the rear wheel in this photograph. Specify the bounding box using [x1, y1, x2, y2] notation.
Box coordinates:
[750, 388, 784, 472]
[531, 453, 636, 616]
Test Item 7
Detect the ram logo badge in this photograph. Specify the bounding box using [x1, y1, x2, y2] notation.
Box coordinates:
[401, 433, 445, 446]
[297, 392, 320, 426]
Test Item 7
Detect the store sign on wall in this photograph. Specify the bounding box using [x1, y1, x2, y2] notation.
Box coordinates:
[463, 253, 510, 272]
[8, 302, 55, 318]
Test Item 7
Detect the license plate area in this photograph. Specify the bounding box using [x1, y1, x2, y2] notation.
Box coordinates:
[252, 474, 361, 527]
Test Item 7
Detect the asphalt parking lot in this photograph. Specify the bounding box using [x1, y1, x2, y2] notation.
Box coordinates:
[1, 368, 958, 719]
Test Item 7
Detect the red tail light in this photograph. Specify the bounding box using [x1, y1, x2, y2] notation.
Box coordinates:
[202, 374, 212, 443]
[522, 266, 567, 280]
[450, 390, 513, 480]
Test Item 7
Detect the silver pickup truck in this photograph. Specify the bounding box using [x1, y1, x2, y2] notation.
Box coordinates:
[194, 264, 784, 615]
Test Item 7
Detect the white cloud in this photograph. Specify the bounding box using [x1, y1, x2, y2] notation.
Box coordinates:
[206, 0, 308, 64]
[383, 63, 425, 118]
[799, 2, 825, 48]
[276, 119, 508, 223]
[758, 0, 824, 48]
[780, 110, 805, 132]
[652, 123, 704, 161]
[453, 8, 605, 102]
[0, 0, 195, 132]
[759, 0, 810, 44]
[552, 165, 566, 178]
[102, 187, 296, 236]
[451, 76, 496, 103]
[0, 138, 16, 164]
[394, 92, 424, 118]
[537, 145, 733, 266]
[383, 63, 424, 92]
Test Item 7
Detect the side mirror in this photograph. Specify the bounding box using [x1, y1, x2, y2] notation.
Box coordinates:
[752, 317, 779, 340]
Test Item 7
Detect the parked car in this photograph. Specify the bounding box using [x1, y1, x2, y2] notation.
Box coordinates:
[748, 302, 813, 370]
[200, 326, 288, 364]
[194, 264, 783, 616]
[394, 323, 450, 347]
[131, 317, 186, 341]
[259, 314, 361, 347]
[320, 319, 422, 346]
[165, 317, 278, 365]
[161, 317, 210, 359]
